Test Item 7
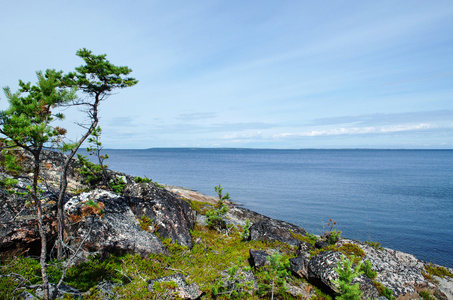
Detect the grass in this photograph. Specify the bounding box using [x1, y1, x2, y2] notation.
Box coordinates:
[1, 222, 327, 299]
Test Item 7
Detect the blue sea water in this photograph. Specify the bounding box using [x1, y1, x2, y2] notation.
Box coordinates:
[97, 148, 453, 268]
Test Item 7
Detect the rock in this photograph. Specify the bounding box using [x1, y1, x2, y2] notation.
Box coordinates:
[124, 182, 195, 248]
[91, 281, 122, 299]
[434, 274, 453, 300]
[296, 242, 315, 258]
[336, 239, 438, 299]
[19, 291, 36, 299]
[35, 284, 82, 299]
[65, 189, 166, 259]
[315, 240, 330, 249]
[353, 274, 380, 300]
[307, 251, 342, 293]
[249, 219, 306, 246]
[306, 250, 378, 299]
[290, 256, 310, 278]
[219, 267, 257, 296]
[148, 273, 203, 299]
[249, 249, 270, 269]
[286, 283, 316, 298]
[0, 174, 57, 259]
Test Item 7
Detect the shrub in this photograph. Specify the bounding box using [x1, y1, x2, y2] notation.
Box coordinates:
[328, 229, 342, 244]
[332, 255, 363, 300]
[425, 263, 453, 278]
[212, 264, 255, 299]
[133, 176, 152, 183]
[373, 281, 396, 300]
[206, 185, 230, 231]
[257, 252, 289, 299]
[241, 219, 251, 241]
[365, 241, 384, 250]
[338, 243, 365, 261]
[360, 260, 377, 279]
[139, 215, 153, 232]
[109, 177, 126, 194]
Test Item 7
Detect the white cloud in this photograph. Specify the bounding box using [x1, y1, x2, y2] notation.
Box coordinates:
[273, 123, 451, 139]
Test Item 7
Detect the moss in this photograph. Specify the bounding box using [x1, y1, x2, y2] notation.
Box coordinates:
[365, 241, 384, 250]
[338, 243, 365, 261]
[133, 176, 152, 183]
[309, 245, 338, 257]
[425, 263, 453, 279]
[309, 243, 365, 264]
[419, 291, 436, 300]
[186, 199, 214, 214]
[373, 281, 396, 300]
[139, 215, 153, 231]
[290, 230, 317, 245]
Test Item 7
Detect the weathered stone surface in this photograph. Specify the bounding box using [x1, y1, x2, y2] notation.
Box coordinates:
[35, 284, 82, 299]
[65, 189, 166, 259]
[337, 239, 437, 299]
[290, 256, 310, 279]
[286, 283, 316, 298]
[307, 251, 342, 293]
[219, 267, 257, 296]
[0, 174, 58, 259]
[306, 250, 379, 299]
[249, 219, 306, 246]
[434, 274, 453, 300]
[296, 242, 315, 258]
[124, 182, 195, 248]
[249, 249, 270, 269]
[353, 274, 380, 300]
[148, 273, 203, 299]
[315, 240, 329, 249]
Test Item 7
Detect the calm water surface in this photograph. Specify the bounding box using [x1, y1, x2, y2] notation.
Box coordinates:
[96, 148, 453, 267]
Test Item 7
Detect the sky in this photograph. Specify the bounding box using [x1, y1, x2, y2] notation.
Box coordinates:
[1, 1, 453, 149]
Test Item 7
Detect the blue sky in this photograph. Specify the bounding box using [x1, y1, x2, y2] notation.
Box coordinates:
[1, 1, 453, 149]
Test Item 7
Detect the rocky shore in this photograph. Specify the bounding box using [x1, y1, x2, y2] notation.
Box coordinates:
[1, 151, 452, 299]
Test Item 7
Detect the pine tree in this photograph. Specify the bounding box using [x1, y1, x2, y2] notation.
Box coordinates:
[332, 255, 364, 300]
[55, 48, 138, 260]
[0, 69, 76, 300]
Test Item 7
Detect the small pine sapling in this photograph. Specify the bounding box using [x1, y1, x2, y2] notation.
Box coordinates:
[332, 255, 363, 300]
[206, 185, 230, 231]
[241, 219, 251, 241]
[258, 252, 289, 299]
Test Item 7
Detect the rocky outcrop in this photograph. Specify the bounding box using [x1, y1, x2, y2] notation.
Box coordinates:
[289, 237, 449, 300]
[249, 249, 270, 269]
[124, 182, 195, 248]
[64, 189, 166, 259]
[248, 218, 306, 246]
[0, 174, 58, 259]
[337, 239, 439, 299]
[147, 273, 203, 299]
[304, 251, 379, 299]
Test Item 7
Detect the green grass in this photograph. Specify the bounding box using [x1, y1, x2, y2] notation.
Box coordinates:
[0, 223, 330, 299]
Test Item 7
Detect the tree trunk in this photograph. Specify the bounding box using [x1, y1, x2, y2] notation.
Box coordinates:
[33, 152, 50, 300]
[56, 105, 99, 259]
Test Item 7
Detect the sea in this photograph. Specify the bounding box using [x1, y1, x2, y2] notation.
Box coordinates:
[92, 148, 453, 268]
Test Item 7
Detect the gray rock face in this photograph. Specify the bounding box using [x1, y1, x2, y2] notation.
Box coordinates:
[249, 249, 270, 269]
[219, 267, 257, 296]
[307, 251, 342, 293]
[65, 189, 166, 259]
[290, 256, 310, 278]
[249, 219, 306, 246]
[148, 273, 203, 299]
[305, 250, 379, 299]
[0, 174, 57, 258]
[124, 182, 195, 248]
[337, 239, 437, 299]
